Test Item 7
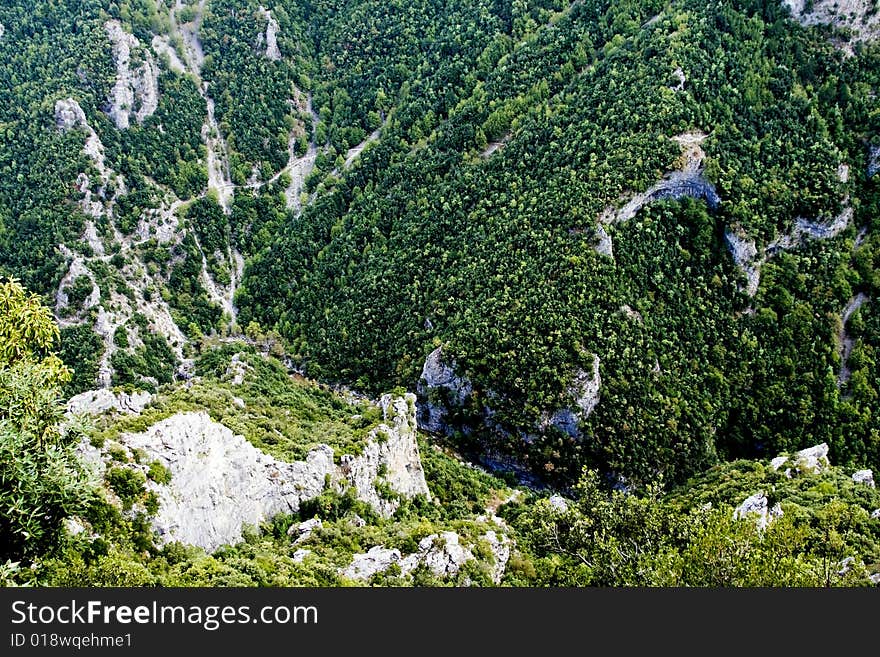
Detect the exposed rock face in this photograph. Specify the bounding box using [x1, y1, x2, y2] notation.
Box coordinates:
[258, 6, 281, 61]
[770, 443, 831, 477]
[869, 145, 880, 178]
[339, 394, 430, 516]
[838, 294, 870, 388]
[55, 98, 88, 131]
[288, 518, 322, 543]
[418, 345, 600, 444]
[417, 347, 473, 433]
[78, 395, 428, 551]
[151, 35, 187, 74]
[783, 0, 880, 43]
[726, 199, 853, 299]
[871, 509, 880, 519]
[548, 495, 569, 513]
[594, 224, 614, 258]
[226, 353, 252, 385]
[343, 529, 511, 584]
[67, 388, 153, 416]
[402, 532, 473, 579]
[619, 304, 643, 323]
[770, 456, 788, 471]
[482, 530, 512, 584]
[543, 355, 601, 440]
[791, 443, 831, 475]
[54, 98, 111, 183]
[852, 470, 875, 488]
[55, 257, 99, 317]
[104, 20, 158, 129]
[670, 66, 686, 92]
[724, 227, 761, 297]
[733, 492, 783, 530]
[291, 549, 311, 563]
[599, 132, 720, 225]
[342, 546, 403, 580]
[114, 412, 336, 551]
[344, 125, 383, 168]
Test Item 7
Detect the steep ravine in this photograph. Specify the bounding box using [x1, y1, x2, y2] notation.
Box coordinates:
[170, 0, 235, 213]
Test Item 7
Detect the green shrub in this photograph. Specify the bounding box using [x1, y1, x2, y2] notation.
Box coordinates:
[106, 467, 147, 510]
[147, 460, 172, 485]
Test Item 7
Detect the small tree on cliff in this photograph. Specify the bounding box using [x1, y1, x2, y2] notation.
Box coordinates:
[0, 278, 94, 562]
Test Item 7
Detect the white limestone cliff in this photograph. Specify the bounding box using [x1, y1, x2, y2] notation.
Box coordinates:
[105, 20, 159, 130]
[77, 394, 429, 552]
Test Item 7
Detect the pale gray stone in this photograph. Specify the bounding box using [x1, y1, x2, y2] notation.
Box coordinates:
[67, 389, 153, 416]
[74, 394, 428, 551]
[341, 546, 402, 580]
[770, 456, 789, 471]
[338, 393, 430, 516]
[288, 518, 322, 544]
[291, 549, 311, 563]
[104, 20, 158, 129]
[791, 443, 830, 475]
[852, 469, 875, 488]
[548, 495, 569, 513]
[733, 492, 783, 530]
[417, 347, 473, 433]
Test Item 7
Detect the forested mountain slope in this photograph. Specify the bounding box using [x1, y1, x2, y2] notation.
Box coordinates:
[0, 0, 879, 492]
[239, 0, 880, 486]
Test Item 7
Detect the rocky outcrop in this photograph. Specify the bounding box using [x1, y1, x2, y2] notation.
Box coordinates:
[542, 355, 601, 440]
[670, 67, 686, 92]
[341, 546, 403, 580]
[257, 6, 281, 61]
[769, 443, 830, 478]
[225, 353, 252, 385]
[55, 97, 88, 132]
[783, 0, 880, 44]
[417, 347, 473, 433]
[726, 199, 853, 299]
[548, 495, 569, 513]
[791, 443, 831, 475]
[724, 227, 761, 297]
[594, 224, 613, 258]
[770, 456, 788, 471]
[852, 470, 875, 488]
[104, 20, 158, 130]
[400, 532, 474, 579]
[77, 394, 428, 551]
[733, 492, 783, 530]
[838, 294, 869, 388]
[103, 412, 336, 551]
[338, 394, 430, 516]
[482, 530, 512, 584]
[344, 125, 383, 169]
[54, 98, 112, 184]
[871, 509, 880, 519]
[67, 388, 153, 416]
[599, 132, 720, 225]
[291, 548, 311, 563]
[151, 35, 187, 74]
[288, 518, 322, 544]
[55, 257, 99, 318]
[342, 529, 511, 584]
[869, 145, 880, 178]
